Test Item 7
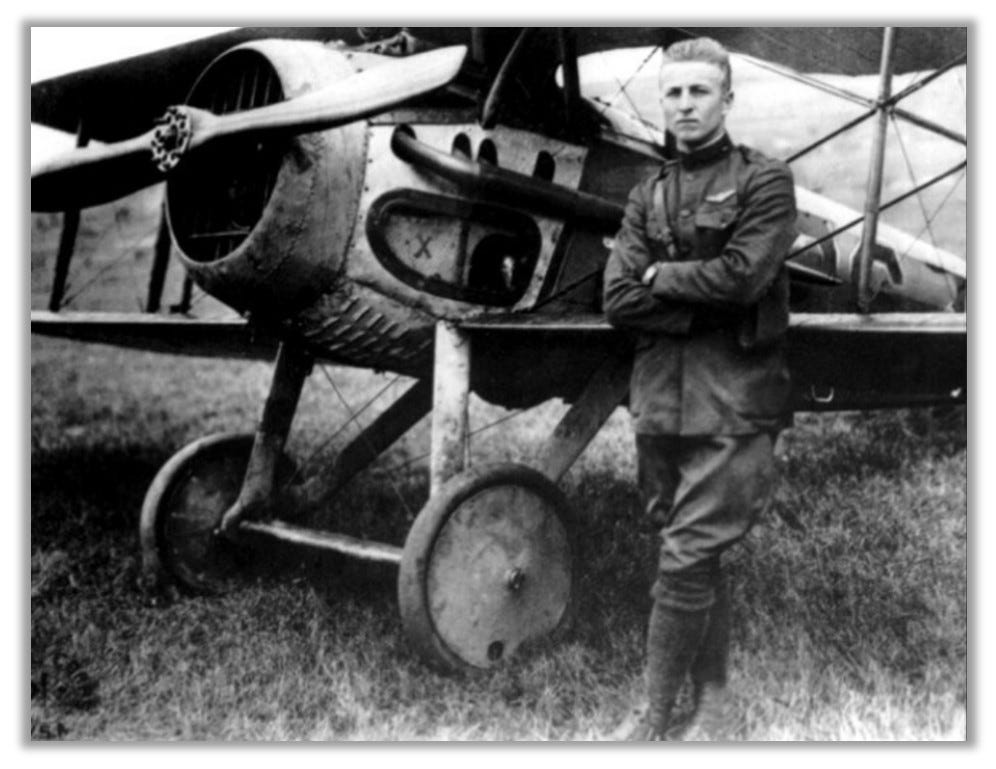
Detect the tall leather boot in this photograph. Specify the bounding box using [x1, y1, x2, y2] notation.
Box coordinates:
[612, 602, 709, 741]
[682, 575, 734, 741]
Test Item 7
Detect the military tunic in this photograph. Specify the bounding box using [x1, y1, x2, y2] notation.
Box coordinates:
[603, 133, 796, 437]
[603, 134, 797, 603]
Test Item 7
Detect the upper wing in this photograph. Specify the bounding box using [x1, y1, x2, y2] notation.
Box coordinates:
[31, 27, 350, 141]
[574, 27, 966, 77]
[32, 26, 966, 144]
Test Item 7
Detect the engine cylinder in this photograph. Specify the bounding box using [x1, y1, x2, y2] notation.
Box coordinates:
[167, 40, 367, 318]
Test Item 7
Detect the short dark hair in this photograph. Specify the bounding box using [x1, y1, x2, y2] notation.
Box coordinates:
[660, 37, 732, 93]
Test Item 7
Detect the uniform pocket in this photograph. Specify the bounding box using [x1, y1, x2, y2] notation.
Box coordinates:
[694, 199, 740, 260]
[694, 200, 739, 230]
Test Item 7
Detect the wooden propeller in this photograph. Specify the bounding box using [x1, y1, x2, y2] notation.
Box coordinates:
[31, 45, 468, 212]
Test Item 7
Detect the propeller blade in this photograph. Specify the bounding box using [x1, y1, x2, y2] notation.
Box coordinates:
[31, 127, 166, 212]
[191, 45, 468, 147]
[31, 45, 468, 212]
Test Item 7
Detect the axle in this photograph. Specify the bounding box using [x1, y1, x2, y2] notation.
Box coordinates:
[240, 519, 403, 565]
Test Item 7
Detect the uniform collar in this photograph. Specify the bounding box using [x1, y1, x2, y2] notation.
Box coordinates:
[676, 132, 734, 169]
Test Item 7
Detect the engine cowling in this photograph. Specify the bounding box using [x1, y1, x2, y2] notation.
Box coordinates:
[166, 40, 367, 318]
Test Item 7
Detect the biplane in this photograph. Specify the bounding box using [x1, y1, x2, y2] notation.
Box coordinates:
[30, 26, 967, 674]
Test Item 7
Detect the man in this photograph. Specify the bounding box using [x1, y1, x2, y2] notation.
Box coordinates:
[602, 37, 797, 741]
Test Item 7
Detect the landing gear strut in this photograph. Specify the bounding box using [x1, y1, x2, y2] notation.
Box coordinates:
[140, 323, 631, 673]
[139, 431, 295, 593]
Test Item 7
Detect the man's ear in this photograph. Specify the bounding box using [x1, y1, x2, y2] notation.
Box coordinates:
[723, 89, 735, 114]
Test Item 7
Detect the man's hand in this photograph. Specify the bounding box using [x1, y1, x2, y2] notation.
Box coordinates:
[641, 264, 660, 286]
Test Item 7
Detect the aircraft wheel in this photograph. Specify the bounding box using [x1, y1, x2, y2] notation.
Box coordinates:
[139, 432, 294, 594]
[398, 463, 577, 674]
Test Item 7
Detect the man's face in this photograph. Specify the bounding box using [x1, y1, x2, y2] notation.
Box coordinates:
[659, 60, 732, 151]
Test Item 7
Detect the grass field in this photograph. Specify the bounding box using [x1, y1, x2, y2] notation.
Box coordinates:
[29, 336, 967, 741]
[29, 46, 966, 741]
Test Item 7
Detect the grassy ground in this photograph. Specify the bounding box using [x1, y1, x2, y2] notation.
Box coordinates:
[29, 338, 966, 741]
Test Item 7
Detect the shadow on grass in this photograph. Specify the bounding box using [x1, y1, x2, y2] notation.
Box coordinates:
[31, 442, 170, 544]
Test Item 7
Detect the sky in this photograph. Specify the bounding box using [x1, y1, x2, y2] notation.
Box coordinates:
[30, 26, 235, 83]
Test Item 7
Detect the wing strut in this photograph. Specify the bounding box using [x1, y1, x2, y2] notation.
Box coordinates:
[480, 28, 533, 129]
[48, 121, 89, 311]
[857, 27, 897, 313]
[145, 202, 173, 313]
[558, 29, 582, 132]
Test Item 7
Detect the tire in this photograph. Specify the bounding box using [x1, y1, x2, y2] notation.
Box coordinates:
[139, 432, 294, 594]
[398, 463, 578, 674]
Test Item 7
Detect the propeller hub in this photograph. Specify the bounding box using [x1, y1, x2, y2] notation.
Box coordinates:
[151, 106, 193, 173]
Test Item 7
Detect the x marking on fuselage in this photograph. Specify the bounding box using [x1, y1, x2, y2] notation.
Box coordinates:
[414, 235, 433, 261]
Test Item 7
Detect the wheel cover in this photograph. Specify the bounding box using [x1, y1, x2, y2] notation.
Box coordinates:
[425, 482, 572, 668]
[157, 439, 252, 593]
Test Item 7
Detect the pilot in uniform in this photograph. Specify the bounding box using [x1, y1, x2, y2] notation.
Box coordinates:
[602, 37, 797, 740]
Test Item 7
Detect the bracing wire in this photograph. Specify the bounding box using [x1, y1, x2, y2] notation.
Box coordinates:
[737, 49, 965, 147]
[530, 266, 603, 312]
[889, 114, 965, 301]
[892, 165, 966, 267]
[889, 53, 967, 106]
[285, 367, 406, 488]
[378, 407, 531, 478]
[784, 108, 876, 164]
[609, 78, 658, 144]
[298, 372, 551, 500]
[591, 45, 661, 129]
[784, 160, 967, 261]
[185, 283, 218, 315]
[110, 207, 161, 310]
[319, 366, 416, 520]
[890, 113, 941, 251]
[956, 66, 967, 146]
[60, 215, 160, 309]
[737, 54, 873, 110]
